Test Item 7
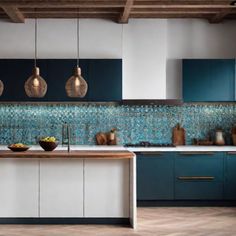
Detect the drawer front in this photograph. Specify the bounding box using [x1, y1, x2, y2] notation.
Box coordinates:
[137, 152, 174, 200]
[224, 153, 236, 200]
[175, 152, 223, 200]
[175, 182, 223, 200]
[175, 153, 224, 182]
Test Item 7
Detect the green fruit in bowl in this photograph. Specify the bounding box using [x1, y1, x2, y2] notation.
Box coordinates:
[40, 136, 57, 142]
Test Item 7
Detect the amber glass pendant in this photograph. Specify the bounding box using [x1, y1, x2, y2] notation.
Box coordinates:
[24, 67, 47, 98]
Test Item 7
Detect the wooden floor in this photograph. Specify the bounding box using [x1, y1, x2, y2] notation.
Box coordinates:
[0, 207, 236, 236]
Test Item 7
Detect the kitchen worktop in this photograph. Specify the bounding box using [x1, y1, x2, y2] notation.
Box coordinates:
[127, 145, 236, 152]
[0, 150, 134, 159]
[1, 145, 236, 153]
[0, 145, 127, 151]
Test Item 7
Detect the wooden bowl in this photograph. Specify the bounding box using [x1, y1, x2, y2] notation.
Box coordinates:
[39, 141, 59, 151]
[8, 145, 30, 152]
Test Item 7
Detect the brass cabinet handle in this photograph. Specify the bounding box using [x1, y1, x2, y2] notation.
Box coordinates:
[177, 176, 215, 180]
[178, 152, 215, 155]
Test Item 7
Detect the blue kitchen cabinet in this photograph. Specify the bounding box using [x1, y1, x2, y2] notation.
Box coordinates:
[183, 59, 235, 102]
[224, 152, 236, 200]
[137, 152, 174, 200]
[0, 59, 122, 102]
[88, 59, 122, 101]
[0, 59, 35, 101]
[43, 59, 90, 101]
[175, 152, 224, 200]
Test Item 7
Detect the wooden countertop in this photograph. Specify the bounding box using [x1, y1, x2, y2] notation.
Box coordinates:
[0, 150, 134, 159]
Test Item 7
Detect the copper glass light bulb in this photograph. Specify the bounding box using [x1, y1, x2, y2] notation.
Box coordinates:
[65, 66, 88, 98]
[33, 77, 40, 87]
[24, 67, 47, 98]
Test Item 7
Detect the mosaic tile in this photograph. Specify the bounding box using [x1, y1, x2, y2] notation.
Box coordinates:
[0, 104, 236, 145]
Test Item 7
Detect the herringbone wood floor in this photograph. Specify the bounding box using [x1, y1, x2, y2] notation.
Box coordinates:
[0, 207, 236, 236]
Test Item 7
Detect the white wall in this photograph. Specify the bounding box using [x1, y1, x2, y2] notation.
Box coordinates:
[0, 19, 122, 59]
[0, 18, 236, 99]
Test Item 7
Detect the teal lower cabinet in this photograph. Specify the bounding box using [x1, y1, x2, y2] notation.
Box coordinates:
[175, 152, 224, 200]
[224, 152, 236, 200]
[137, 152, 174, 200]
[136, 151, 236, 202]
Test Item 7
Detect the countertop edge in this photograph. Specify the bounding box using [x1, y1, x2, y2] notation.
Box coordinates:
[0, 150, 135, 159]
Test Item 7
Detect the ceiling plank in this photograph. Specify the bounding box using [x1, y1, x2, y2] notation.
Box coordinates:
[209, 9, 233, 23]
[119, 0, 134, 23]
[0, 1, 125, 8]
[1, 6, 25, 23]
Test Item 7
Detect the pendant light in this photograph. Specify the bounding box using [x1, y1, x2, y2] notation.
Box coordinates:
[65, 14, 88, 98]
[0, 80, 4, 96]
[24, 18, 47, 98]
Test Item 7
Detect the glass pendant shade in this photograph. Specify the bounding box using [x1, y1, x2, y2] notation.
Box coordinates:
[65, 66, 88, 98]
[24, 67, 47, 98]
[0, 80, 4, 96]
[66, 16, 88, 98]
[25, 17, 47, 98]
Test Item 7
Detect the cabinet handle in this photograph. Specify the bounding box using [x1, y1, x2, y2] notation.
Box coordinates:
[177, 176, 215, 181]
[137, 152, 164, 156]
[178, 152, 215, 155]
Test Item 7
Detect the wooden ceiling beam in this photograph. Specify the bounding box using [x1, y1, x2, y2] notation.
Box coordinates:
[0, 0, 236, 22]
[25, 12, 119, 16]
[20, 7, 121, 12]
[133, 0, 233, 4]
[1, 6, 25, 23]
[118, 0, 134, 23]
[131, 10, 223, 14]
[23, 13, 118, 19]
[131, 13, 212, 18]
[0, 1, 234, 9]
[0, 1, 125, 8]
[133, 4, 236, 10]
[209, 9, 233, 23]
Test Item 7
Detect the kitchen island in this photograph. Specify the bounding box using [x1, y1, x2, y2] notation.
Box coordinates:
[0, 146, 136, 228]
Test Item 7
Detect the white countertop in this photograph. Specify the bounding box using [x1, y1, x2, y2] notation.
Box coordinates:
[127, 145, 236, 152]
[0, 145, 127, 151]
[1, 145, 236, 152]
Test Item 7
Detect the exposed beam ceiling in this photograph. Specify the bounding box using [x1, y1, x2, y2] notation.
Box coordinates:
[1, 6, 24, 23]
[0, 0, 235, 24]
[119, 0, 134, 23]
[209, 8, 233, 23]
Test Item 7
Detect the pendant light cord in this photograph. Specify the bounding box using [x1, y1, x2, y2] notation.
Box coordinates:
[122, 24, 124, 62]
[77, 9, 80, 67]
[34, 17, 37, 68]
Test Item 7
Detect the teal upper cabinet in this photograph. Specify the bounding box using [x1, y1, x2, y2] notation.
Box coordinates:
[88, 59, 122, 101]
[0, 59, 122, 102]
[183, 59, 235, 102]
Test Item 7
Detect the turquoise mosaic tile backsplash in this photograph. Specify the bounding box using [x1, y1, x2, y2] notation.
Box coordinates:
[0, 103, 236, 145]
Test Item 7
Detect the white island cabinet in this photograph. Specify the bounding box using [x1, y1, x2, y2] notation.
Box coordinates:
[0, 159, 39, 217]
[0, 147, 136, 228]
[40, 159, 84, 217]
[84, 159, 130, 217]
